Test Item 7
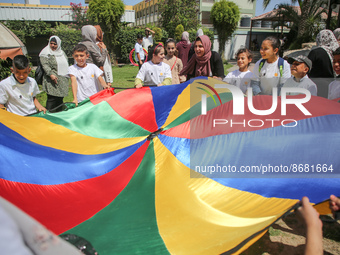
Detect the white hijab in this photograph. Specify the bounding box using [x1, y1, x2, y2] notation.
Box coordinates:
[39, 36, 69, 76]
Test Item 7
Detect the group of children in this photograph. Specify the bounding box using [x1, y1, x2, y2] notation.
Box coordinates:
[133, 35, 321, 98]
[220, 35, 340, 99]
[3, 34, 340, 116]
[0, 44, 110, 116]
[134, 37, 183, 88]
[226, 36, 318, 97]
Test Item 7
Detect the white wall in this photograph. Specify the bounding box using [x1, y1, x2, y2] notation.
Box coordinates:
[213, 33, 249, 60]
[25, 0, 41, 4]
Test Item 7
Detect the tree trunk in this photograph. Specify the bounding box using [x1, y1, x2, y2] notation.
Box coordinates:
[298, 0, 310, 38]
[218, 38, 226, 61]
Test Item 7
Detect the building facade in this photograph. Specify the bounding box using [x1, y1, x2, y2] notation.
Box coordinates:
[134, 0, 160, 26]
[0, 3, 135, 23]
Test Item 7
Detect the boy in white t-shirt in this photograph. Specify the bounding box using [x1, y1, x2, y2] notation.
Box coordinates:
[0, 55, 46, 116]
[223, 48, 254, 93]
[135, 34, 145, 69]
[328, 47, 340, 100]
[68, 44, 110, 106]
[282, 55, 317, 96]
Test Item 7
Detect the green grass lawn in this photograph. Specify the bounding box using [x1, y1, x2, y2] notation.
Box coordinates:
[36, 63, 234, 107]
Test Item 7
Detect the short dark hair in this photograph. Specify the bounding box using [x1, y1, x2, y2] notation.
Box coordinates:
[235, 48, 253, 66]
[137, 33, 143, 39]
[334, 47, 340, 56]
[13, 55, 29, 70]
[73, 44, 88, 54]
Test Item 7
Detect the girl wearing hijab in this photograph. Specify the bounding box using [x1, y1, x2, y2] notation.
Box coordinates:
[176, 31, 191, 67]
[188, 29, 204, 62]
[307, 29, 339, 97]
[39, 35, 69, 111]
[80, 25, 107, 69]
[180, 35, 224, 81]
[94, 25, 113, 86]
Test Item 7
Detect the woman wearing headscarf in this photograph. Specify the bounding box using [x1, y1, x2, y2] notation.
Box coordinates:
[80, 25, 107, 68]
[39, 35, 69, 111]
[180, 35, 224, 81]
[308, 29, 338, 78]
[176, 31, 191, 67]
[333, 28, 340, 46]
[188, 29, 204, 62]
[307, 29, 339, 97]
[94, 25, 113, 86]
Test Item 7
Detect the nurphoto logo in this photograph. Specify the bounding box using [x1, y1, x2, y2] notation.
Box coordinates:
[199, 84, 312, 128]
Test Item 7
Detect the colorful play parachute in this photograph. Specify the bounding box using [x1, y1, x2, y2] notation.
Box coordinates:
[1, 77, 340, 254]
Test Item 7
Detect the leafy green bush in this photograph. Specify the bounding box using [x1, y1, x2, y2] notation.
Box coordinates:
[152, 27, 163, 43]
[149, 25, 169, 44]
[52, 23, 82, 60]
[115, 27, 145, 63]
[160, 29, 169, 44]
[2, 19, 51, 43]
[0, 57, 12, 81]
[175, 24, 184, 41]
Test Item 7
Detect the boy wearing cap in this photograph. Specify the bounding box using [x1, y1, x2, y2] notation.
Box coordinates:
[282, 55, 317, 96]
[328, 47, 340, 100]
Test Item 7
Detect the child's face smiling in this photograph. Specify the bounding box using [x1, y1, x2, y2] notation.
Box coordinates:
[153, 48, 165, 64]
[73, 51, 89, 67]
[12, 66, 30, 84]
[290, 61, 308, 79]
[237, 52, 251, 72]
[194, 40, 205, 58]
[333, 55, 340, 75]
[260, 40, 278, 62]
[166, 42, 176, 57]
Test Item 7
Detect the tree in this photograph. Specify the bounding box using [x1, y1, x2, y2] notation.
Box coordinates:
[68, 2, 90, 29]
[275, 0, 327, 48]
[210, 0, 240, 58]
[158, 0, 199, 38]
[255, 0, 327, 42]
[87, 0, 125, 51]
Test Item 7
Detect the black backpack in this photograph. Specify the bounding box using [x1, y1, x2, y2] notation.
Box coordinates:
[35, 58, 44, 85]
